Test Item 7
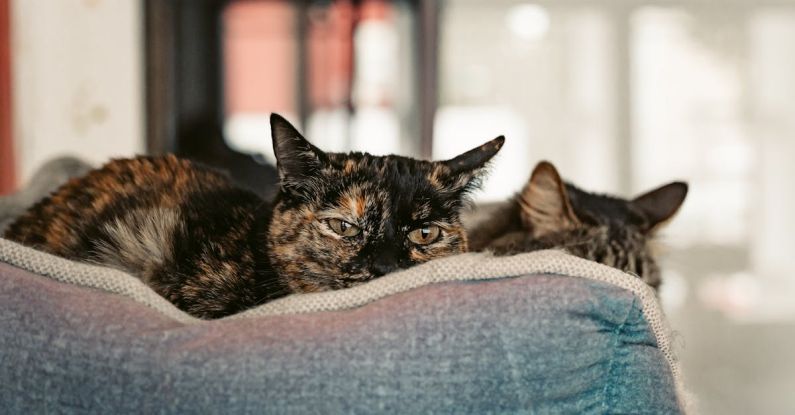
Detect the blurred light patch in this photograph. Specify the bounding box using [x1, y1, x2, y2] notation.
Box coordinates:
[660, 269, 688, 312]
[350, 107, 401, 155]
[224, 112, 301, 165]
[505, 4, 550, 42]
[306, 108, 350, 153]
[434, 106, 531, 202]
[699, 272, 762, 321]
[353, 19, 399, 106]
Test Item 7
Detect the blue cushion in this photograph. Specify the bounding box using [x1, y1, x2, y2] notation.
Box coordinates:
[0, 254, 683, 414]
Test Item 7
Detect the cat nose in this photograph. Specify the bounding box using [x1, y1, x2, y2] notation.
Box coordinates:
[371, 260, 399, 277]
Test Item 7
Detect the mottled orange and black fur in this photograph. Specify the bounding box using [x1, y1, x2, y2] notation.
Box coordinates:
[5, 114, 504, 318]
[468, 161, 687, 290]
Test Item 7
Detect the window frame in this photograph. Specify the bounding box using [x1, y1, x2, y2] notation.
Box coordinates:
[144, 0, 439, 161]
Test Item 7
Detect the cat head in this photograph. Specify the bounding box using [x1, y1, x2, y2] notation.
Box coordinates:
[267, 113, 504, 292]
[518, 161, 687, 286]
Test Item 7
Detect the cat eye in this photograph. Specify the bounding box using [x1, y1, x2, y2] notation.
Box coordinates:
[408, 225, 441, 245]
[326, 218, 361, 237]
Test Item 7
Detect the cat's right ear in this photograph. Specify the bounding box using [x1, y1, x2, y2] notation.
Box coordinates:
[631, 181, 688, 232]
[518, 161, 580, 238]
[270, 113, 327, 198]
[436, 136, 505, 195]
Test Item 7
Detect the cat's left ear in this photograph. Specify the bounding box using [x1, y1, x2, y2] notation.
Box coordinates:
[270, 113, 328, 198]
[518, 161, 580, 238]
[631, 182, 688, 232]
[438, 136, 505, 192]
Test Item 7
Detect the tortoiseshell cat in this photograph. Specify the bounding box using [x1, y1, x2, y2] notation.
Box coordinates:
[5, 114, 504, 318]
[468, 161, 687, 289]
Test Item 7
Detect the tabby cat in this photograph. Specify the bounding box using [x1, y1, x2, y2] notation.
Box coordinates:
[5, 114, 505, 318]
[468, 161, 687, 289]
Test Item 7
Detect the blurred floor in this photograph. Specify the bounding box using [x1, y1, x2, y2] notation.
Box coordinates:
[666, 254, 795, 414]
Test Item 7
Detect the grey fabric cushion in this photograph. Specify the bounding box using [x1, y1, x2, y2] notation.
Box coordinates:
[0, 239, 687, 414]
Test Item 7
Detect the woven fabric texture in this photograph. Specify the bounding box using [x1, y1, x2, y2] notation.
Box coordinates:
[0, 237, 689, 413]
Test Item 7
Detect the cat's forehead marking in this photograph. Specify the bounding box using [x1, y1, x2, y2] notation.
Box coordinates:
[354, 195, 366, 217]
[412, 202, 432, 221]
[338, 187, 367, 218]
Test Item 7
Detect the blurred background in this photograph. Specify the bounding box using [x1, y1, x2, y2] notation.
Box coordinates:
[1, 0, 794, 412]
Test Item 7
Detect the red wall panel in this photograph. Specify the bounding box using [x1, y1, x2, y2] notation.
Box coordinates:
[0, 0, 14, 194]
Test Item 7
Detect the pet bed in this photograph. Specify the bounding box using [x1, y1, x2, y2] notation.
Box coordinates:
[0, 236, 688, 414]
